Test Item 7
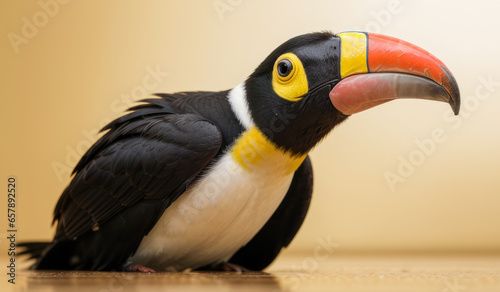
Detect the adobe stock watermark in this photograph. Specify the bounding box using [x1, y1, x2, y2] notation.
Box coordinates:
[7, 0, 72, 54]
[213, 0, 244, 21]
[51, 64, 169, 182]
[287, 235, 340, 291]
[442, 278, 466, 292]
[351, 0, 403, 33]
[385, 74, 500, 192]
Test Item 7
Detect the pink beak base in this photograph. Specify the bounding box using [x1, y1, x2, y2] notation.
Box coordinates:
[329, 73, 453, 115]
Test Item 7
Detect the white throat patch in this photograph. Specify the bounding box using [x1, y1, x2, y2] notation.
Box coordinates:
[228, 82, 254, 130]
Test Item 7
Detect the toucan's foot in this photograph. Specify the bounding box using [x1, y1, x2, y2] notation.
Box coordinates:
[126, 264, 156, 273]
[215, 262, 252, 273]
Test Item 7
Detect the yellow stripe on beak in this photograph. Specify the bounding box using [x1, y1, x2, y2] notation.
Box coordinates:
[338, 32, 369, 79]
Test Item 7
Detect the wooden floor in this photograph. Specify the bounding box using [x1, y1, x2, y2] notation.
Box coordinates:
[6, 253, 500, 292]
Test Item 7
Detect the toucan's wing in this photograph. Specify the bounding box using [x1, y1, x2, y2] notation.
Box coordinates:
[229, 156, 313, 270]
[54, 99, 223, 242]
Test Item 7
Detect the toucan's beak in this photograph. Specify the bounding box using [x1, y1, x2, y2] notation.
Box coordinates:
[329, 32, 460, 115]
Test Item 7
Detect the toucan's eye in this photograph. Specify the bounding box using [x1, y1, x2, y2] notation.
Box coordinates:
[277, 59, 293, 77]
[272, 53, 308, 101]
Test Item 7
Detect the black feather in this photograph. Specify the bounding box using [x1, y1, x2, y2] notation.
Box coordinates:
[26, 91, 243, 270]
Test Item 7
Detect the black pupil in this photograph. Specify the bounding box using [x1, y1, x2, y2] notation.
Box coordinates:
[278, 59, 292, 77]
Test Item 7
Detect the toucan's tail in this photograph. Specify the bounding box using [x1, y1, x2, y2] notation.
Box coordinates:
[18, 242, 51, 260]
[18, 240, 76, 270]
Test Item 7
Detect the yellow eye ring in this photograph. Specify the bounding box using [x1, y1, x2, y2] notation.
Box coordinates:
[272, 52, 308, 101]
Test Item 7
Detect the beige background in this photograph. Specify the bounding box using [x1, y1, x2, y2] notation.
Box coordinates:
[1, 0, 499, 258]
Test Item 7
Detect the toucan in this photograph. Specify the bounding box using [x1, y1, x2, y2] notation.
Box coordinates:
[20, 31, 460, 272]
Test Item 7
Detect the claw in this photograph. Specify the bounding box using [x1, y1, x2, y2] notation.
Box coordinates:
[218, 262, 252, 273]
[127, 264, 156, 273]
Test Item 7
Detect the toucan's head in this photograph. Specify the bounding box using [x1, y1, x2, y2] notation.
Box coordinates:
[239, 31, 460, 156]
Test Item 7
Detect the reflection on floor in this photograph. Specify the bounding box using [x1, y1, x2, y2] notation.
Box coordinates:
[6, 253, 500, 292]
